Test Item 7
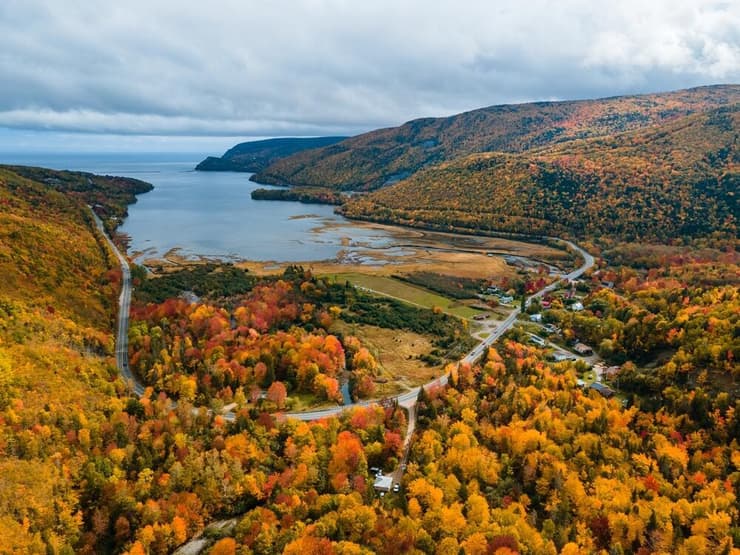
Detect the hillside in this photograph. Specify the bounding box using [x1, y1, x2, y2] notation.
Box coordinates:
[0, 168, 148, 324]
[253, 84, 740, 190]
[0, 165, 153, 233]
[0, 167, 129, 551]
[341, 105, 739, 243]
[195, 136, 347, 172]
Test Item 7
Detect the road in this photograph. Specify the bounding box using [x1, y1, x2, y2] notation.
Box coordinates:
[91, 210, 145, 396]
[94, 212, 594, 420]
[527, 238, 595, 304]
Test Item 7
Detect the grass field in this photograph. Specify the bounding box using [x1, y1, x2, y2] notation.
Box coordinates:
[325, 272, 482, 319]
[331, 321, 443, 394]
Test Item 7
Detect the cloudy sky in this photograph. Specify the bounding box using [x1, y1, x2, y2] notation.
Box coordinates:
[0, 0, 738, 153]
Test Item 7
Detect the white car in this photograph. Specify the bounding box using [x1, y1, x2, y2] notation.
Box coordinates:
[392, 483, 400, 493]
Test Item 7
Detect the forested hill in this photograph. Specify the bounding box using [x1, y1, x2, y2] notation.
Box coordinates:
[253, 84, 740, 190]
[195, 136, 347, 172]
[0, 164, 152, 233]
[341, 104, 739, 244]
[0, 166, 141, 550]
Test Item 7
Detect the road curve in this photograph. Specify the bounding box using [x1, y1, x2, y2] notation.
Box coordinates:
[94, 211, 594, 420]
[91, 210, 145, 396]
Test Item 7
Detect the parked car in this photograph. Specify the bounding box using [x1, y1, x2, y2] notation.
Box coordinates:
[392, 483, 400, 493]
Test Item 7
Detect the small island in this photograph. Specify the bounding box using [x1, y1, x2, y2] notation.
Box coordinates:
[250, 186, 346, 205]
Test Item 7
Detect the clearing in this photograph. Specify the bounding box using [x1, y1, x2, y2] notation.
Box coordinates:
[325, 273, 482, 319]
[331, 321, 443, 395]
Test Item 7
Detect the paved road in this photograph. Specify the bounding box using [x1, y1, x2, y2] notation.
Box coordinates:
[91, 210, 145, 396]
[527, 238, 595, 305]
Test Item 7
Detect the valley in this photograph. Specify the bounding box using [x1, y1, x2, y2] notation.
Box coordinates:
[0, 84, 738, 554]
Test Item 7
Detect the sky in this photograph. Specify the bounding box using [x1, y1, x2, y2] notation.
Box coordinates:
[0, 0, 738, 154]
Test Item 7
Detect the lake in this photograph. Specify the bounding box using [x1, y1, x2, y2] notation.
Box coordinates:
[0, 152, 406, 263]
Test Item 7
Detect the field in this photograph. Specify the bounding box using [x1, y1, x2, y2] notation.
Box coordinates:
[325, 272, 482, 319]
[331, 321, 442, 395]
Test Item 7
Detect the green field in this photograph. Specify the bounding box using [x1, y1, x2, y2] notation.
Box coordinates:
[325, 273, 482, 319]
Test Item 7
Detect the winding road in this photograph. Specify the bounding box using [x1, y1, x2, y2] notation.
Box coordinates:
[93, 211, 594, 421]
[91, 210, 144, 396]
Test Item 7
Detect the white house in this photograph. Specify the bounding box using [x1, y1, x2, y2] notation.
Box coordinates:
[570, 301, 584, 311]
[373, 475, 393, 493]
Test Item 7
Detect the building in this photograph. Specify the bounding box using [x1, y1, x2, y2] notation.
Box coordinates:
[574, 342, 593, 356]
[528, 334, 546, 347]
[529, 313, 542, 323]
[590, 382, 615, 398]
[570, 301, 584, 311]
[499, 295, 514, 305]
[373, 475, 393, 493]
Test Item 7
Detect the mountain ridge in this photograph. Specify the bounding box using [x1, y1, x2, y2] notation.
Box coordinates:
[340, 104, 739, 244]
[253, 84, 740, 190]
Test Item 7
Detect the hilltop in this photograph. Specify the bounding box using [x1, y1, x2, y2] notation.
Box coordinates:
[341, 104, 739, 244]
[253, 85, 740, 190]
[195, 136, 347, 172]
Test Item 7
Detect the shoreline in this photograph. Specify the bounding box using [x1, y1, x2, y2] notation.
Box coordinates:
[133, 217, 570, 280]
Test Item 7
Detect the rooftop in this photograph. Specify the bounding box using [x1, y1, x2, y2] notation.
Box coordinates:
[373, 475, 393, 492]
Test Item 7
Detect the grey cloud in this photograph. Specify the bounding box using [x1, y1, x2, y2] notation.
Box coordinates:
[0, 0, 738, 138]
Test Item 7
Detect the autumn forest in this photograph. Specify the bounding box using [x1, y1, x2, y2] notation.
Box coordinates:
[0, 84, 739, 555]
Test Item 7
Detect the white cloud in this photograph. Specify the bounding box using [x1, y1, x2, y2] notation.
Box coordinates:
[0, 0, 737, 138]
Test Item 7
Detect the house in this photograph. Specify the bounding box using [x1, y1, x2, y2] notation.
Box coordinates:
[570, 301, 584, 311]
[541, 300, 551, 309]
[373, 475, 393, 493]
[543, 323, 559, 334]
[529, 313, 542, 323]
[552, 352, 575, 362]
[528, 334, 546, 347]
[589, 382, 615, 399]
[574, 342, 593, 356]
[499, 295, 514, 304]
[604, 366, 621, 379]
